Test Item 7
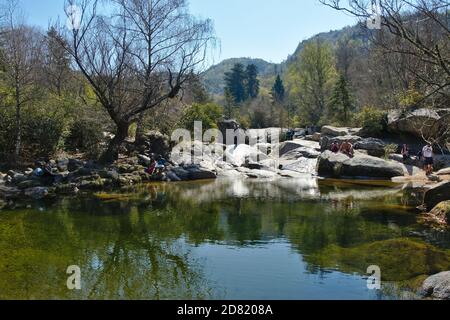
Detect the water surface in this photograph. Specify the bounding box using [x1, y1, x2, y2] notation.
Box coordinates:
[1, 177, 449, 300]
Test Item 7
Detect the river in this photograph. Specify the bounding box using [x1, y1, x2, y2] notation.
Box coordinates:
[0, 176, 449, 299]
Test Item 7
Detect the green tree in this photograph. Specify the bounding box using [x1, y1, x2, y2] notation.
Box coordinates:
[245, 64, 259, 99]
[286, 39, 337, 125]
[328, 74, 354, 125]
[271, 75, 285, 104]
[224, 63, 247, 103]
[181, 103, 223, 132]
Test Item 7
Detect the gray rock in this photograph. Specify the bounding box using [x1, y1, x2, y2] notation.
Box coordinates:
[184, 165, 217, 180]
[421, 271, 450, 300]
[387, 108, 450, 139]
[305, 133, 321, 142]
[57, 159, 69, 172]
[55, 184, 79, 195]
[354, 138, 387, 157]
[24, 187, 49, 200]
[138, 154, 152, 166]
[317, 151, 405, 179]
[166, 171, 182, 182]
[17, 179, 42, 190]
[321, 126, 361, 137]
[424, 181, 450, 211]
[437, 168, 450, 176]
[68, 159, 84, 172]
[0, 185, 21, 200]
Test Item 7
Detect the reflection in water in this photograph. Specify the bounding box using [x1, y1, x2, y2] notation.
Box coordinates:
[0, 176, 449, 300]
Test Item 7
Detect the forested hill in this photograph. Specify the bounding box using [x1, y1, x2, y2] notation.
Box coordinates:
[201, 24, 368, 96]
[201, 58, 279, 95]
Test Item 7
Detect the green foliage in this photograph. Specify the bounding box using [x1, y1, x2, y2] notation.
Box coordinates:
[355, 106, 387, 136]
[271, 75, 285, 104]
[245, 64, 260, 99]
[384, 144, 398, 159]
[224, 63, 247, 104]
[65, 118, 105, 159]
[202, 57, 277, 95]
[0, 106, 65, 161]
[224, 63, 260, 104]
[328, 74, 354, 125]
[180, 103, 224, 132]
[285, 39, 337, 125]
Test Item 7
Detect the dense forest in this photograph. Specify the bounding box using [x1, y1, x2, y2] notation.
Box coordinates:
[0, 0, 449, 168]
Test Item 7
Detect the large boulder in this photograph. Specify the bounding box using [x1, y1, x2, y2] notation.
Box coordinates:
[320, 135, 362, 152]
[317, 151, 405, 179]
[424, 181, 450, 211]
[427, 201, 450, 225]
[354, 138, 387, 157]
[321, 126, 362, 137]
[421, 271, 450, 300]
[387, 108, 449, 139]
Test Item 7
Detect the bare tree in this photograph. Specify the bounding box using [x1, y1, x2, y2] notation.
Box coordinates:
[0, 0, 43, 161]
[319, 0, 450, 99]
[54, 0, 215, 163]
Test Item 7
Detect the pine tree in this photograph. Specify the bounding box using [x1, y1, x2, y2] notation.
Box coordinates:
[271, 75, 285, 104]
[224, 63, 247, 104]
[328, 74, 354, 125]
[245, 64, 259, 99]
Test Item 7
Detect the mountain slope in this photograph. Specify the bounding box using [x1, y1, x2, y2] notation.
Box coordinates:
[201, 58, 279, 95]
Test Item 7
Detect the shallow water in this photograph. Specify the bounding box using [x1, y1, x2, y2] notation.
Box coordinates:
[0, 176, 449, 300]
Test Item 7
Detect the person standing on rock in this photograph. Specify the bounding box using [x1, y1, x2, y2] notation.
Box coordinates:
[422, 143, 434, 175]
[401, 144, 409, 163]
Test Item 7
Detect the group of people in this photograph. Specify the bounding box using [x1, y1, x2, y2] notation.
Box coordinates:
[402, 143, 435, 175]
[330, 140, 436, 175]
[330, 141, 354, 158]
[145, 156, 169, 176]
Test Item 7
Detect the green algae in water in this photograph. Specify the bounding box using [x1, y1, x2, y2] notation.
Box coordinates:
[0, 178, 449, 300]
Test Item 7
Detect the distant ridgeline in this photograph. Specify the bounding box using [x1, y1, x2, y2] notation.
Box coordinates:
[201, 23, 370, 97]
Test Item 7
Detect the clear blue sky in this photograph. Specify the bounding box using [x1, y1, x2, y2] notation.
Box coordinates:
[18, 0, 356, 64]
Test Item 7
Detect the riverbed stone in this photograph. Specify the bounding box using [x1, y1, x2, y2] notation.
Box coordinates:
[55, 184, 79, 195]
[0, 185, 21, 200]
[317, 151, 405, 179]
[24, 187, 49, 200]
[421, 271, 450, 300]
[424, 181, 450, 211]
[17, 179, 42, 190]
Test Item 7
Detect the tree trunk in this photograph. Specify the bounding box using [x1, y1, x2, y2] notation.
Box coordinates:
[134, 116, 146, 146]
[14, 88, 21, 162]
[99, 121, 130, 164]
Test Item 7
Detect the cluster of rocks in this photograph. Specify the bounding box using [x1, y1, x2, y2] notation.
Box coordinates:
[0, 154, 218, 207]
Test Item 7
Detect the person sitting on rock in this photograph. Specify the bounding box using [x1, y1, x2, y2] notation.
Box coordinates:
[340, 141, 354, 158]
[155, 156, 167, 174]
[145, 159, 157, 175]
[401, 144, 409, 163]
[330, 142, 340, 153]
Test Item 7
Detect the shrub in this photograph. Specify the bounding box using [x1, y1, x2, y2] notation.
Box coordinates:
[355, 106, 387, 136]
[180, 103, 223, 132]
[0, 107, 65, 162]
[384, 144, 399, 159]
[65, 118, 105, 158]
